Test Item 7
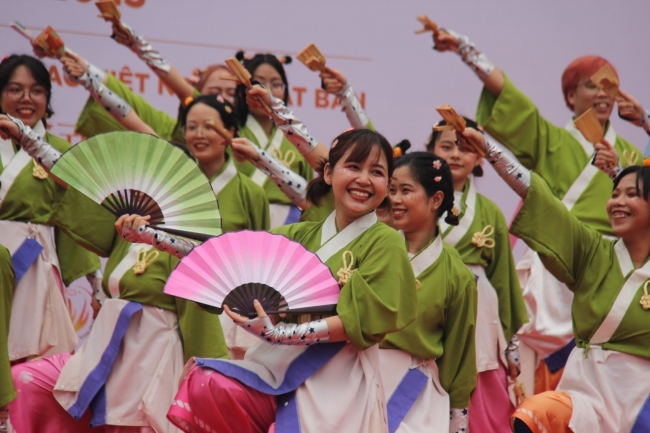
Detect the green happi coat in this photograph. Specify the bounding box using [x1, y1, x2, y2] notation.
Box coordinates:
[511, 174, 650, 356]
[272, 217, 417, 349]
[237, 116, 314, 207]
[51, 187, 228, 361]
[0, 133, 99, 285]
[210, 155, 270, 232]
[381, 236, 478, 408]
[0, 244, 16, 406]
[300, 192, 336, 223]
[443, 180, 528, 341]
[476, 74, 642, 236]
[75, 73, 191, 144]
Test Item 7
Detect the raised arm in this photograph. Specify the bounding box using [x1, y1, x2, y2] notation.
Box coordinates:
[60, 52, 156, 135]
[247, 85, 328, 170]
[458, 128, 605, 288]
[432, 28, 504, 96]
[230, 137, 310, 210]
[110, 20, 195, 102]
[319, 66, 373, 130]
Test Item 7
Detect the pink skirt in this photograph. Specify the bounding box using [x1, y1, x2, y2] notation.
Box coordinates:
[468, 363, 514, 433]
[8, 353, 155, 432]
[167, 365, 277, 433]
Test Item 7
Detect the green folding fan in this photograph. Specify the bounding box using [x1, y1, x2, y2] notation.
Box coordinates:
[51, 131, 221, 241]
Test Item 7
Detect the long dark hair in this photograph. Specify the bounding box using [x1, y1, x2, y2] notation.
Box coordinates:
[0, 54, 54, 120]
[306, 129, 393, 207]
[394, 151, 459, 226]
[233, 51, 291, 127]
[427, 117, 483, 177]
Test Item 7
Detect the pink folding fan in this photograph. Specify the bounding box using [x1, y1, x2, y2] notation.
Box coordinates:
[164, 231, 340, 317]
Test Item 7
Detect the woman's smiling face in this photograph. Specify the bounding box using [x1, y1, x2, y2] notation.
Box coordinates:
[325, 145, 389, 222]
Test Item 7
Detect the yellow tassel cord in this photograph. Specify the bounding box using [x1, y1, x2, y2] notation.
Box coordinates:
[133, 248, 160, 275]
[471, 225, 495, 249]
[32, 159, 48, 179]
[640, 281, 650, 310]
[622, 150, 639, 168]
[337, 251, 356, 286]
[271, 148, 296, 168]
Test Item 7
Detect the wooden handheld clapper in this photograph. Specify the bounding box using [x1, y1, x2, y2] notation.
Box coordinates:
[433, 105, 485, 157]
[590, 64, 619, 98]
[415, 15, 439, 35]
[222, 58, 272, 114]
[95, 0, 121, 22]
[574, 108, 616, 168]
[33, 27, 66, 58]
[297, 43, 326, 72]
[205, 120, 233, 145]
[574, 108, 604, 144]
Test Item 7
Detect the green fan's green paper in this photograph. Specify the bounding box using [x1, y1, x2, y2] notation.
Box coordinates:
[51, 131, 222, 239]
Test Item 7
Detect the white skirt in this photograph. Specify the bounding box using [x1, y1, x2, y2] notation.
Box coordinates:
[469, 265, 508, 373]
[0, 220, 77, 360]
[54, 299, 184, 432]
[558, 346, 650, 433]
[378, 349, 449, 433]
[198, 340, 388, 433]
[516, 247, 575, 357]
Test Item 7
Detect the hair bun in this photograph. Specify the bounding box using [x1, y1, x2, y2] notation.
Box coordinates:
[235, 50, 246, 62]
[279, 55, 292, 65]
[444, 213, 460, 226]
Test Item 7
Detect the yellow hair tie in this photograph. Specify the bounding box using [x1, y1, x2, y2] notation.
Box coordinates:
[337, 251, 356, 286]
[133, 248, 160, 276]
[471, 225, 495, 249]
[184, 96, 194, 107]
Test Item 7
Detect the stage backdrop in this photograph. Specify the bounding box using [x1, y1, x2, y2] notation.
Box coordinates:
[2, 0, 650, 340]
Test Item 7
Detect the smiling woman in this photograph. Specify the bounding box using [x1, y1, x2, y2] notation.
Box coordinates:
[431, 24, 645, 396]
[454, 128, 650, 433]
[164, 128, 418, 433]
[0, 54, 100, 412]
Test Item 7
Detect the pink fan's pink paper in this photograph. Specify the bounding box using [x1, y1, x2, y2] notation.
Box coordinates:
[164, 231, 340, 310]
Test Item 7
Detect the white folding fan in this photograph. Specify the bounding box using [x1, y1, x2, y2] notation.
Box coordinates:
[50, 131, 221, 241]
[164, 231, 341, 317]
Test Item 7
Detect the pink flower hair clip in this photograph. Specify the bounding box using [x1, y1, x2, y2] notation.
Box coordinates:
[331, 139, 339, 149]
[434, 176, 442, 183]
[433, 160, 442, 170]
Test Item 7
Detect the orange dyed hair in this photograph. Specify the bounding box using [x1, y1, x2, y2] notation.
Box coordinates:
[187, 64, 231, 93]
[561, 55, 618, 111]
